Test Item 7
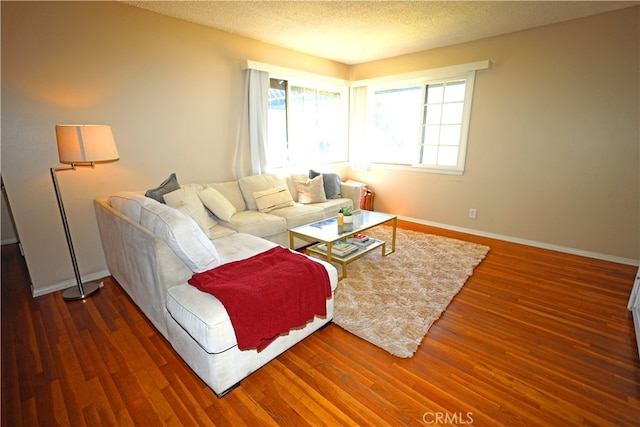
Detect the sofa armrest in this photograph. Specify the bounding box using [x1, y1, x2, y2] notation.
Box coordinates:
[340, 181, 365, 209]
[94, 197, 192, 338]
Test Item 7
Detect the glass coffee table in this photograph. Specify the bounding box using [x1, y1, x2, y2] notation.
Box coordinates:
[289, 210, 397, 279]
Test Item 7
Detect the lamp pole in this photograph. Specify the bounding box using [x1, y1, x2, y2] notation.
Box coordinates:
[51, 163, 102, 301]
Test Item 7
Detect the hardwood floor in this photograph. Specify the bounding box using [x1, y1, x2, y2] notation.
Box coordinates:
[3, 222, 639, 426]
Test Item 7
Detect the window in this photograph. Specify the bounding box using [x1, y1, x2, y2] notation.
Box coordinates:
[254, 59, 489, 174]
[267, 78, 347, 169]
[370, 85, 423, 164]
[420, 80, 468, 168]
[361, 67, 480, 174]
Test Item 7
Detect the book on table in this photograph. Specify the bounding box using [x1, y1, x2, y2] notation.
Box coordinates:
[316, 242, 358, 257]
[332, 241, 359, 256]
[346, 234, 374, 247]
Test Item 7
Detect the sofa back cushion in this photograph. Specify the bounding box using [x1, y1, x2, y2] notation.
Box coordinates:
[139, 201, 220, 273]
[109, 191, 220, 273]
[109, 191, 153, 223]
[238, 174, 285, 211]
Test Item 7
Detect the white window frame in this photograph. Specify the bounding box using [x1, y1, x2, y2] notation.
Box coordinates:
[418, 73, 475, 173]
[352, 60, 490, 175]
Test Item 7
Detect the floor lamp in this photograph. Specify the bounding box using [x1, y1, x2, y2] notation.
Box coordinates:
[51, 125, 119, 301]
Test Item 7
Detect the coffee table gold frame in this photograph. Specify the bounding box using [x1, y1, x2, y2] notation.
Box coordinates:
[289, 210, 397, 279]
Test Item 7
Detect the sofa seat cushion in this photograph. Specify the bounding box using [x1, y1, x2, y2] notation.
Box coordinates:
[310, 198, 354, 218]
[220, 210, 287, 238]
[268, 203, 324, 229]
[208, 224, 237, 240]
[166, 233, 278, 354]
[167, 283, 237, 354]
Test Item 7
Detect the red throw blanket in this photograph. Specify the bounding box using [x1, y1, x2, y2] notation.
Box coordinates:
[188, 246, 331, 352]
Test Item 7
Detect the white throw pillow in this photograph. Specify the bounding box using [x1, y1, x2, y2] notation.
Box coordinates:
[198, 187, 237, 222]
[238, 174, 285, 211]
[253, 185, 295, 213]
[296, 175, 327, 204]
[163, 187, 217, 238]
[286, 174, 308, 202]
[139, 202, 220, 273]
[204, 181, 247, 212]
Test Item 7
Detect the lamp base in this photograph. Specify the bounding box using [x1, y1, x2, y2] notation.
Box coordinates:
[62, 281, 102, 301]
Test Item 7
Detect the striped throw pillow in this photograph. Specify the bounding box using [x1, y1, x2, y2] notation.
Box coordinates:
[253, 185, 295, 213]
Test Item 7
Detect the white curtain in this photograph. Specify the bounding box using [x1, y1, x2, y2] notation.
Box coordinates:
[233, 71, 249, 179]
[233, 69, 270, 178]
[349, 85, 372, 171]
[247, 69, 269, 175]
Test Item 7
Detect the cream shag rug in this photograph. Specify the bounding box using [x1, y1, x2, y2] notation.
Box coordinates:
[332, 226, 490, 358]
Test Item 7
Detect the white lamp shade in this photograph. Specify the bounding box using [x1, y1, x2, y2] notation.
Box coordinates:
[55, 125, 119, 164]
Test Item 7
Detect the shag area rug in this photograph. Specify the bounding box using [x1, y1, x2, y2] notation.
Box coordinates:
[332, 226, 490, 358]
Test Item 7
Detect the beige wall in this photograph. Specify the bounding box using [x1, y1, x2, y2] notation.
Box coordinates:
[350, 7, 639, 262]
[1, 1, 348, 295]
[2, 2, 638, 296]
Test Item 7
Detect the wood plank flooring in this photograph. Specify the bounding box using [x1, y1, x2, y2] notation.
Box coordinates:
[3, 221, 639, 426]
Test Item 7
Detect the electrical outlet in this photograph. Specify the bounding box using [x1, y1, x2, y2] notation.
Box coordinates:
[469, 208, 477, 219]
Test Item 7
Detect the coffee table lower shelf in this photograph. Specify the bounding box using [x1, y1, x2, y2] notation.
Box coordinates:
[306, 239, 385, 279]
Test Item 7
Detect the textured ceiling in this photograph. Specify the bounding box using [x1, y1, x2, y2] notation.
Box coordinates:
[123, 1, 638, 64]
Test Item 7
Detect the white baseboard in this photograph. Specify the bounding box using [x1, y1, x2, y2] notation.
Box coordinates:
[400, 215, 639, 267]
[32, 269, 111, 298]
[1, 237, 19, 245]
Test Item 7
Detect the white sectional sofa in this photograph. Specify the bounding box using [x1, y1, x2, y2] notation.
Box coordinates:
[94, 173, 363, 397]
[202, 172, 363, 248]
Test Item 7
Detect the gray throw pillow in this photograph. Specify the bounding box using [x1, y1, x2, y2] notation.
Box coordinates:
[309, 170, 342, 199]
[145, 173, 180, 203]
